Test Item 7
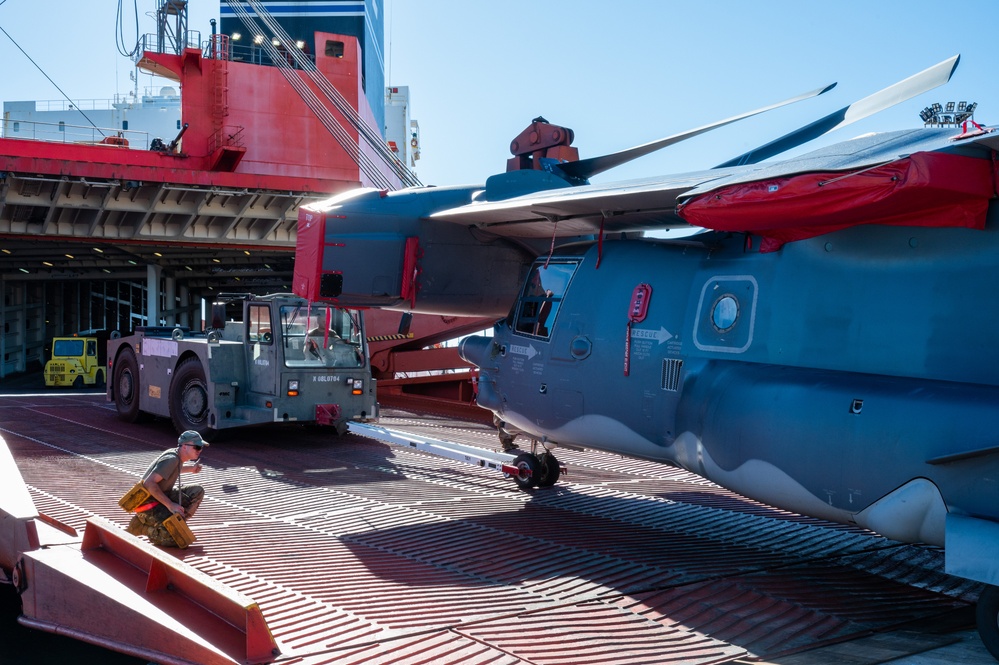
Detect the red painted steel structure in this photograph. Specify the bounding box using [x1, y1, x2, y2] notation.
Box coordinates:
[0, 32, 393, 194]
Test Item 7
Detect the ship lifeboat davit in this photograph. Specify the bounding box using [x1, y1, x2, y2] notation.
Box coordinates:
[676, 151, 998, 252]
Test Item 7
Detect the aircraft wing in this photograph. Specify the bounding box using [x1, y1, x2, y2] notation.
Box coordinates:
[431, 126, 997, 239]
[684, 126, 999, 200]
[429, 168, 742, 238]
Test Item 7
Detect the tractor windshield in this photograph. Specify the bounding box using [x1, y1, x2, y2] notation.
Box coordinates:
[52, 339, 85, 357]
[281, 304, 364, 368]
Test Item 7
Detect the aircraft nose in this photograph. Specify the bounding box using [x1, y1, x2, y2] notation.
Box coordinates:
[459, 335, 494, 368]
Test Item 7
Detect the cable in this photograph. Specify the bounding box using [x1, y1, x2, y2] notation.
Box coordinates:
[245, 0, 421, 187]
[115, 0, 141, 58]
[227, 0, 422, 188]
[0, 22, 104, 134]
[224, 2, 398, 189]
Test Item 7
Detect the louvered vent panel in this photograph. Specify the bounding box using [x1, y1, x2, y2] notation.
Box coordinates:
[662, 358, 683, 391]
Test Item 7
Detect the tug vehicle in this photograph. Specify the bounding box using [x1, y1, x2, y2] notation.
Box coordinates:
[44, 335, 108, 388]
[107, 293, 377, 437]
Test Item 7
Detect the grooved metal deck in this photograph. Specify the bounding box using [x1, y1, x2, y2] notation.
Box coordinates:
[2, 393, 988, 664]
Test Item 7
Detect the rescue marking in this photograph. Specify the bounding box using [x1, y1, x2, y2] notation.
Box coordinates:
[630, 326, 674, 344]
[509, 343, 538, 360]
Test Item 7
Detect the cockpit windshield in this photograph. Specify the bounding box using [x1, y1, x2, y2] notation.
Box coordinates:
[514, 261, 578, 338]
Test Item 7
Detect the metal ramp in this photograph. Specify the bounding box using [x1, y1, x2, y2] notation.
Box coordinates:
[0, 435, 279, 665]
[2, 395, 988, 664]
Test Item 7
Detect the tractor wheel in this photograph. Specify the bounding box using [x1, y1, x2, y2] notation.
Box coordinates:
[113, 349, 143, 422]
[170, 358, 214, 437]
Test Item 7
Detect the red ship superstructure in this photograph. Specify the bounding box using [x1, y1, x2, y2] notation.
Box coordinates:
[0, 1, 413, 376]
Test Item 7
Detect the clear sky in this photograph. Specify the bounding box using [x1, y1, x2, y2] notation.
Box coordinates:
[0, 1, 996, 188]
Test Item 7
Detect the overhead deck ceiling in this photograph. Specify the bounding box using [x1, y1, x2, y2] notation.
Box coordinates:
[0, 171, 319, 292]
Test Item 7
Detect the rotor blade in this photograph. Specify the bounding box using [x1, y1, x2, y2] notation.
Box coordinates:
[715, 54, 960, 168]
[558, 82, 837, 181]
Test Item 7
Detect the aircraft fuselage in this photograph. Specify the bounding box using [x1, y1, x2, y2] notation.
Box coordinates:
[464, 203, 999, 547]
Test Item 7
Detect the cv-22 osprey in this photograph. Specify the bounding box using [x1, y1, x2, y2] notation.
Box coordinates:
[293, 55, 999, 657]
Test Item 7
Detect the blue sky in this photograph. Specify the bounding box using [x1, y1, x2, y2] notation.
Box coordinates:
[1, 1, 996, 187]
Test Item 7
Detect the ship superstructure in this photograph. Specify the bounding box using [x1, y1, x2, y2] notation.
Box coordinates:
[0, 0, 416, 378]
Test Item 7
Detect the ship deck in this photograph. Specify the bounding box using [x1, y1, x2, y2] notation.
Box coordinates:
[2, 389, 993, 664]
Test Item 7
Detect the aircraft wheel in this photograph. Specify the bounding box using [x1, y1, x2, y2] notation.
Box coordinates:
[537, 452, 561, 488]
[114, 349, 144, 422]
[977, 584, 999, 660]
[511, 453, 540, 490]
[170, 358, 213, 437]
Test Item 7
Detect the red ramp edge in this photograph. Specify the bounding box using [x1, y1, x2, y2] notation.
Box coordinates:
[18, 517, 280, 665]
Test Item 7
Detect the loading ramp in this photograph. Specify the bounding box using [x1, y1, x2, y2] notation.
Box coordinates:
[0, 392, 989, 664]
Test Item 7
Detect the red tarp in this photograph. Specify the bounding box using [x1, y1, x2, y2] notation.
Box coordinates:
[292, 207, 326, 301]
[676, 151, 998, 252]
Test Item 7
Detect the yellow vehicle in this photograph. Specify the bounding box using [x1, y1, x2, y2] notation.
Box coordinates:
[44, 336, 107, 388]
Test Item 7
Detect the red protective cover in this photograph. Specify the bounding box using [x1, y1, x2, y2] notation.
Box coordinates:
[292, 207, 325, 300]
[677, 151, 997, 252]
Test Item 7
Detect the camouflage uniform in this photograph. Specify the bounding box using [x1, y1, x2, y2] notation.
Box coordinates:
[128, 485, 204, 546]
[126, 441, 205, 547]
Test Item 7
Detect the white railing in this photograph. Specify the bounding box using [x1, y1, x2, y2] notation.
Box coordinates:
[1, 119, 152, 150]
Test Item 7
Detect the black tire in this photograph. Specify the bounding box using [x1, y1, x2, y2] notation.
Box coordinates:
[113, 349, 143, 422]
[511, 453, 540, 490]
[170, 357, 213, 437]
[537, 452, 561, 488]
[72, 375, 84, 389]
[95, 370, 105, 390]
[977, 584, 999, 660]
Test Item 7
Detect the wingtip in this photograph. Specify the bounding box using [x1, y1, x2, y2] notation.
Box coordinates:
[948, 53, 961, 80]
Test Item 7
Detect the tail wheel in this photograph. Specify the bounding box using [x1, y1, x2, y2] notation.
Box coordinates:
[511, 453, 540, 490]
[113, 349, 143, 422]
[537, 452, 561, 488]
[977, 585, 999, 660]
[170, 358, 214, 437]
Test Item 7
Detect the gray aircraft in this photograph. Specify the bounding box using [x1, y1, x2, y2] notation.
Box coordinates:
[296, 55, 999, 657]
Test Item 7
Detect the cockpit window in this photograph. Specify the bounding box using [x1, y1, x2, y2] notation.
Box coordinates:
[514, 261, 577, 338]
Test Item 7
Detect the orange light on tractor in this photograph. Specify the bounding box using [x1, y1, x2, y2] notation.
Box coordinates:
[351, 379, 363, 395]
[287, 380, 299, 397]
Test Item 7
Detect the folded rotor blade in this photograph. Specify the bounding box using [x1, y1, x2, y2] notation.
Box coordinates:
[558, 82, 836, 182]
[715, 54, 960, 168]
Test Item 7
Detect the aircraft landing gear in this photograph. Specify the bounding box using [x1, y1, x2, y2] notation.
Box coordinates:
[537, 451, 560, 487]
[977, 584, 999, 660]
[493, 416, 519, 451]
[507, 440, 563, 491]
[511, 453, 540, 490]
